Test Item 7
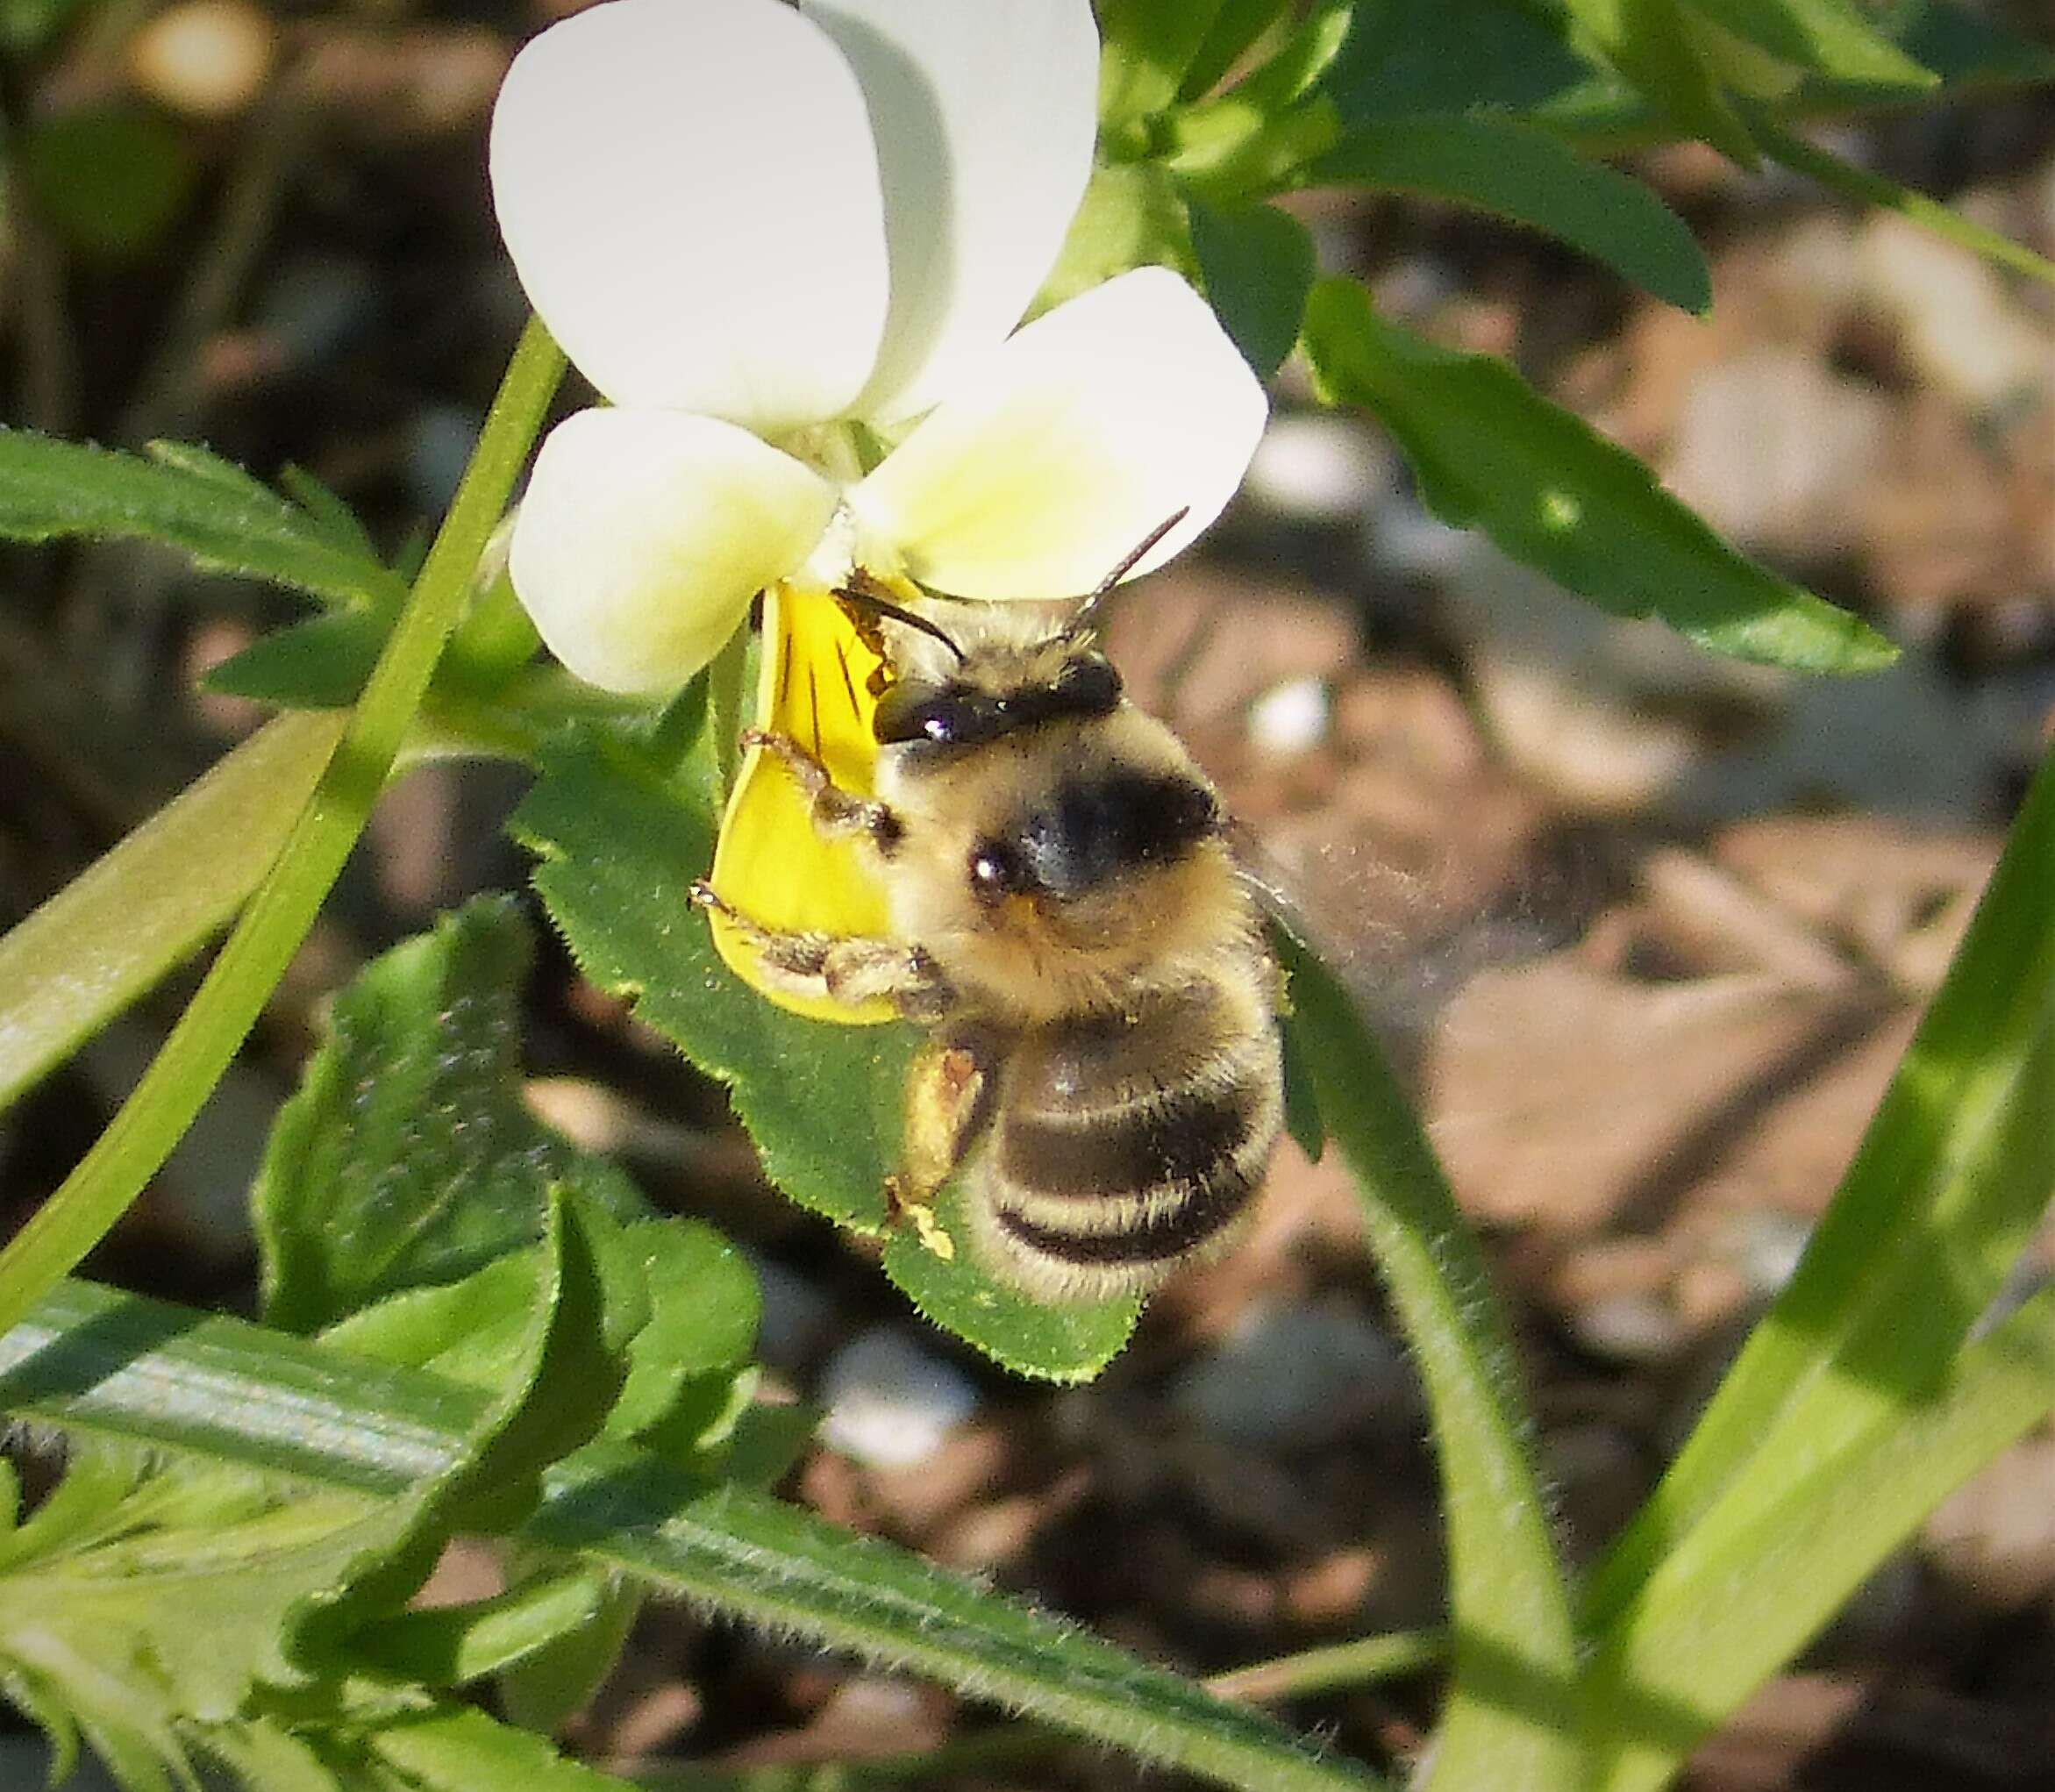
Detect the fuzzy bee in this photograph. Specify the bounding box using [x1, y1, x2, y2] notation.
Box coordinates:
[694, 524, 1282, 1303]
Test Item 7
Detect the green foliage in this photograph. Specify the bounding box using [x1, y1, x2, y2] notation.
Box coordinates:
[255, 896, 647, 1334]
[1563, 0, 1764, 160]
[1694, 0, 1937, 89]
[203, 610, 389, 709]
[0, 710, 345, 1115]
[0, 1192, 629, 1792]
[1582, 1288, 2055, 1792]
[1323, 0, 2050, 143]
[0, 432, 403, 610]
[1304, 112, 1711, 312]
[0, 890, 774, 1792]
[1096, 0, 1240, 127]
[1324, 0, 1600, 122]
[1180, 0, 1297, 101]
[2, 1280, 1388, 1792]
[1302, 278, 1896, 672]
[1187, 196, 1317, 376]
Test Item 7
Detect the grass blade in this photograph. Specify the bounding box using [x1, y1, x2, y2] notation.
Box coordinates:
[1590, 743, 2055, 1624]
[1581, 1284, 2055, 1792]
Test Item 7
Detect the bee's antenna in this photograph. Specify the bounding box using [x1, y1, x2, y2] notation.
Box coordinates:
[1067, 508, 1189, 638]
[836, 569, 967, 664]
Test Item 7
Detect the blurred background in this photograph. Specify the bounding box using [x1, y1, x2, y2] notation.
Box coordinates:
[1, 2, 2052, 1785]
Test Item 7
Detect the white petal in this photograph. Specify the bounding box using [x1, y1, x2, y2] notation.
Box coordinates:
[850, 268, 1269, 599]
[490, 0, 888, 433]
[803, 0, 1098, 424]
[510, 408, 836, 694]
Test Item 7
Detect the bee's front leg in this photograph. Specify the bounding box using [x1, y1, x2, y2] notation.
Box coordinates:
[741, 728, 904, 855]
[689, 882, 953, 1021]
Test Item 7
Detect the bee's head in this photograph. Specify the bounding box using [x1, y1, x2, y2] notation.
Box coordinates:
[871, 642, 1123, 752]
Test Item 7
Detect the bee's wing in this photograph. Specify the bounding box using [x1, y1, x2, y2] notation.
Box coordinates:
[707, 586, 898, 1025]
[1228, 813, 1575, 1068]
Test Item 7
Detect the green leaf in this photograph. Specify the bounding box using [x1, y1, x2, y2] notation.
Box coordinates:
[1323, 0, 1601, 122]
[1591, 734, 2055, 1624]
[1302, 278, 1894, 672]
[0, 322, 562, 1353]
[353, 1562, 617, 1688]
[1326, 0, 2050, 147]
[1277, 934, 1579, 1791]
[1161, 4, 1351, 196]
[277, 465, 384, 569]
[1564, 0, 1760, 161]
[1038, 160, 1194, 311]
[1884, 0, 2055, 92]
[1179, 0, 1296, 101]
[0, 1442, 387, 1792]
[514, 735, 914, 1239]
[1186, 196, 1317, 377]
[367, 1704, 672, 1792]
[255, 896, 647, 1335]
[881, 1177, 1143, 1385]
[1210, 0, 1353, 112]
[326, 1210, 760, 1479]
[1304, 113, 1711, 312]
[1697, 0, 1936, 89]
[605, 1217, 761, 1443]
[495, 1566, 641, 1735]
[289, 1189, 626, 1664]
[1274, 950, 1327, 1164]
[0, 432, 401, 609]
[5, 1280, 1388, 1792]
[20, 108, 197, 258]
[1581, 1287, 2055, 1792]
[202, 610, 389, 710]
[1098, 0, 1232, 128]
[0, 710, 345, 1115]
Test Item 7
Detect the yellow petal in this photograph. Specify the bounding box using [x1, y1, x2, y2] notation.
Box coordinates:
[708, 582, 897, 1025]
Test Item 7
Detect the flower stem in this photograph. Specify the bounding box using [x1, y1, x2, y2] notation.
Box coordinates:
[1752, 114, 2055, 290]
[0, 317, 564, 1341]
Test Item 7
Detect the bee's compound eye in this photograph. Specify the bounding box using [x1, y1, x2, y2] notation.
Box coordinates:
[1056, 652, 1123, 715]
[874, 681, 1001, 747]
[873, 682, 938, 745]
[967, 839, 1029, 903]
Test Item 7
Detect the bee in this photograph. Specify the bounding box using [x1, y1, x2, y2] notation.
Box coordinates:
[692, 520, 1283, 1303]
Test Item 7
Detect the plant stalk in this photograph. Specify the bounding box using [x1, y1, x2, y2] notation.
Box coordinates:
[0, 318, 563, 1340]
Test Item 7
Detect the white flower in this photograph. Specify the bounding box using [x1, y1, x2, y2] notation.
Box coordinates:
[489, 0, 1269, 696]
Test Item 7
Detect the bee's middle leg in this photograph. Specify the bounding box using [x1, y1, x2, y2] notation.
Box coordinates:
[744, 728, 903, 854]
[689, 883, 952, 1021]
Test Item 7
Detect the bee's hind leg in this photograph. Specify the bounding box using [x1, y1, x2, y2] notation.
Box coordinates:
[890, 1032, 998, 1264]
[742, 728, 904, 855]
[689, 882, 953, 1021]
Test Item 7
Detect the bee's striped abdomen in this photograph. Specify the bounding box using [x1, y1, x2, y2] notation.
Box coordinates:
[968, 973, 1281, 1301]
